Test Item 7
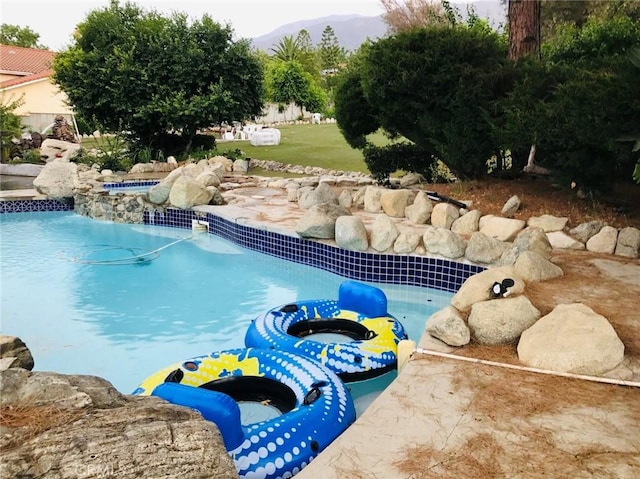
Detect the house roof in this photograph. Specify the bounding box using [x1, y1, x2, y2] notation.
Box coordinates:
[0, 44, 56, 89]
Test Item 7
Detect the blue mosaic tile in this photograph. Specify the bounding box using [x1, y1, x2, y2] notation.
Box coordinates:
[0, 198, 73, 214]
[2, 201, 484, 292]
[103, 181, 160, 189]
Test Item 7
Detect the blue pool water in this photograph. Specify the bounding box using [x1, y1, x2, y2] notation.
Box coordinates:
[0, 211, 452, 414]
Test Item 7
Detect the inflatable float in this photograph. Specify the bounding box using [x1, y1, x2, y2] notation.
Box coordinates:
[133, 347, 355, 479]
[245, 280, 408, 382]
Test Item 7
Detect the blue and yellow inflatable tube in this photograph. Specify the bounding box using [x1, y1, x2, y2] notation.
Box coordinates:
[245, 281, 408, 382]
[133, 348, 355, 479]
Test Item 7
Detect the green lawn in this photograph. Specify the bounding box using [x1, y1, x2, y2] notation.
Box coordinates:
[217, 123, 389, 174]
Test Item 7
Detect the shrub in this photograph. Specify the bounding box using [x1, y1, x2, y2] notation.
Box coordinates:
[363, 142, 434, 185]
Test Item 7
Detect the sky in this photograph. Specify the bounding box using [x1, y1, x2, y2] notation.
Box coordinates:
[1, 0, 387, 51]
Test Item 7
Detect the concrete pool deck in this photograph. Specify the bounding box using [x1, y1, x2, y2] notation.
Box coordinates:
[2, 184, 639, 478]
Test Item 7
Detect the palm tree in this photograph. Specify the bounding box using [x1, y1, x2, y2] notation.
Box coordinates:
[270, 35, 301, 62]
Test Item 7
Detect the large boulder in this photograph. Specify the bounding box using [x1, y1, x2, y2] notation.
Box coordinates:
[0, 335, 34, 371]
[169, 175, 214, 209]
[0, 369, 237, 479]
[527, 214, 569, 232]
[380, 189, 415, 218]
[39, 139, 82, 162]
[586, 226, 618, 254]
[394, 232, 421, 254]
[451, 209, 481, 236]
[33, 159, 78, 198]
[298, 183, 339, 210]
[517, 303, 625, 375]
[147, 167, 185, 205]
[464, 232, 511, 264]
[430, 203, 459, 230]
[451, 266, 525, 313]
[479, 215, 526, 241]
[335, 216, 369, 251]
[568, 221, 604, 243]
[369, 214, 400, 252]
[513, 251, 564, 283]
[363, 186, 384, 213]
[422, 226, 466, 259]
[468, 295, 541, 345]
[614, 227, 640, 258]
[546, 231, 586, 250]
[295, 203, 351, 239]
[405, 192, 434, 225]
[426, 306, 470, 347]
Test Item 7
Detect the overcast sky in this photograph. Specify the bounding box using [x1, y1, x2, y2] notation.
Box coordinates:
[1, 0, 387, 51]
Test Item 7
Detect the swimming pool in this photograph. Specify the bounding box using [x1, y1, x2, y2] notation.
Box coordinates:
[0, 211, 453, 414]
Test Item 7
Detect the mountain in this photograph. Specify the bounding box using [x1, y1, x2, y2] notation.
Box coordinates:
[249, 14, 387, 53]
[249, 2, 507, 53]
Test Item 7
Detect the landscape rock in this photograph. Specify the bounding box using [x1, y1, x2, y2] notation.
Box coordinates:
[586, 226, 618, 254]
[451, 266, 525, 313]
[527, 214, 569, 232]
[512, 226, 553, 259]
[399, 172, 424, 187]
[468, 296, 541, 345]
[338, 190, 353, 209]
[369, 214, 400, 252]
[517, 303, 625, 375]
[39, 139, 82, 162]
[546, 231, 586, 250]
[422, 226, 466, 259]
[393, 232, 422, 254]
[33, 158, 78, 199]
[479, 216, 526, 241]
[147, 167, 184, 205]
[380, 189, 415, 218]
[451, 209, 481, 236]
[405, 192, 434, 224]
[363, 186, 383, 213]
[335, 216, 369, 251]
[425, 306, 470, 347]
[169, 175, 213, 209]
[0, 335, 34, 371]
[513, 251, 564, 283]
[295, 203, 351, 239]
[298, 182, 339, 210]
[430, 203, 460, 229]
[501, 195, 521, 218]
[568, 221, 604, 243]
[614, 226, 640, 258]
[0, 369, 236, 479]
[465, 232, 511, 264]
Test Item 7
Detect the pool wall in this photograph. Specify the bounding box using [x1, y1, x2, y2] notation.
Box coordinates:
[1, 200, 484, 293]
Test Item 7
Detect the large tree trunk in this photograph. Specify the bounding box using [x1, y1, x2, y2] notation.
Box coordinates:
[508, 0, 541, 60]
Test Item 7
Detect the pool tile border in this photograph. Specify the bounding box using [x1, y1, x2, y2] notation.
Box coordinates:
[1, 199, 484, 292]
[103, 181, 160, 189]
[146, 208, 484, 292]
[0, 198, 73, 213]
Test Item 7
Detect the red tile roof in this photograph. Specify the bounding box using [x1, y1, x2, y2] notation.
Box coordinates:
[0, 44, 56, 74]
[0, 44, 57, 89]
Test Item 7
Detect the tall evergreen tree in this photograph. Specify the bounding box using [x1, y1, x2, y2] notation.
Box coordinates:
[318, 26, 346, 72]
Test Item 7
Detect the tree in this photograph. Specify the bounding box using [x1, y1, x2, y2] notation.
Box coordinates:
[53, 0, 264, 155]
[267, 60, 326, 117]
[380, 0, 449, 33]
[0, 95, 25, 161]
[318, 26, 346, 72]
[0, 24, 46, 49]
[336, 25, 509, 180]
[270, 35, 301, 62]
[508, 0, 541, 60]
